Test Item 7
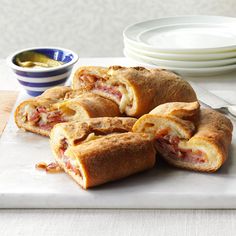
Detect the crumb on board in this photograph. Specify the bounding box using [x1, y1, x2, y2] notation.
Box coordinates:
[35, 161, 62, 173]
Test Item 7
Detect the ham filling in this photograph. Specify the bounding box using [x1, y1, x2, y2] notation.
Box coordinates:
[24, 106, 65, 131]
[58, 138, 82, 177]
[155, 130, 206, 164]
[95, 83, 122, 101]
[80, 74, 122, 100]
[79, 73, 132, 111]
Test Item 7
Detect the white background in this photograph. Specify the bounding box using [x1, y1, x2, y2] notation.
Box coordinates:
[1, 0, 236, 57]
[2, 1, 236, 234]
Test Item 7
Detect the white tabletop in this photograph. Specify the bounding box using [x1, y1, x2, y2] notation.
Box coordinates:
[1, 58, 236, 236]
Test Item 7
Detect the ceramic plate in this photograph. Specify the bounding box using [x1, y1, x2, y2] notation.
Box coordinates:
[124, 46, 236, 68]
[124, 49, 236, 76]
[124, 16, 236, 53]
[124, 39, 236, 61]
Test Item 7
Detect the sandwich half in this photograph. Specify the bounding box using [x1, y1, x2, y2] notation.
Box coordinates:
[133, 101, 233, 172]
[15, 86, 120, 136]
[72, 66, 197, 117]
[50, 117, 156, 189]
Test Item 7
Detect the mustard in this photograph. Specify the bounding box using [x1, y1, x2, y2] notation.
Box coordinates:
[15, 51, 63, 68]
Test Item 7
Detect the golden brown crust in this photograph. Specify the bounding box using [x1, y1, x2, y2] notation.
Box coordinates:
[69, 93, 120, 118]
[15, 86, 120, 137]
[72, 66, 197, 117]
[132, 114, 196, 139]
[150, 101, 200, 121]
[73, 66, 108, 86]
[51, 117, 137, 146]
[56, 132, 156, 189]
[37, 86, 72, 100]
[190, 109, 233, 165]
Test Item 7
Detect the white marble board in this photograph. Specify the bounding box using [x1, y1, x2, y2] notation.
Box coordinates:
[0, 92, 235, 209]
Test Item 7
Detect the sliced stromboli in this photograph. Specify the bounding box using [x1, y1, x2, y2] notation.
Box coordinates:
[52, 133, 156, 189]
[72, 66, 197, 117]
[50, 118, 155, 189]
[133, 101, 233, 172]
[15, 86, 120, 137]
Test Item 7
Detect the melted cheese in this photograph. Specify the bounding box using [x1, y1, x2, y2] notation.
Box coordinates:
[23, 104, 35, 118]
[84, 132, 102, 142]
[39, 112, 48, 125]
[96, 78, 133, 113]
[118, 85, 132, 113]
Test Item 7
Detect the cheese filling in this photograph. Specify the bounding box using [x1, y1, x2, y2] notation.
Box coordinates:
[94, 81, 133, 113]
[58, 138, 82, 177]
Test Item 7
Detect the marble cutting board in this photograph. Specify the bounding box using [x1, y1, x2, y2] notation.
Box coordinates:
[0, 91, 235, 209]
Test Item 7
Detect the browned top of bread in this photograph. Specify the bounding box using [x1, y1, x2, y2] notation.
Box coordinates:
[67, 132, 155, 162]
[190, 108, 233, 159]
[53, 117, 137, 145]
[16, 86, 72, 108]
[37, 86, 72, 100]
[150, 101, 200, 121]
[53, 92, 121, 120]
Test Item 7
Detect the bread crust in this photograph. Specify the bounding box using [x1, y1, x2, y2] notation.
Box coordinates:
[150, 101, 200, 121]
[133, 114, 195, 139]
[54, 132, 156, 189]
[67, 93, 120, 118]
[72, 66, 197, 117]
[50, 117, 137, 147]
[15, 86, 120, 137]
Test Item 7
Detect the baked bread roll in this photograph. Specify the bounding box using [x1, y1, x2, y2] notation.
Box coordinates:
[50, 117, 156, 189]
[133, 101, 233, 172]
[15, 86, 120, 137]
[72, 66, 197, 117]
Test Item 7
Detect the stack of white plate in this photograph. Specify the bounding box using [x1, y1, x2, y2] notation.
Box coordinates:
[123, 16, 236, 76]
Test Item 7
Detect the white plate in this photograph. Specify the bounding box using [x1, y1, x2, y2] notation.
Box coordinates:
[124, 16, 236, 53]
[138, 24, 236, 49]
[124, 39, 236, 61]
[124, 49, 236, 76]
[0, 91, 236, 208]
[124, 46, 236, 68]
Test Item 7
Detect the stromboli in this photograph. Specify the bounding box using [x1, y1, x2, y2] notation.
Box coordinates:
[50, 117, 156, 189]
[14, 86, 120, 136]
[72, 66, 197, 117]
[133, 101, 233, 172]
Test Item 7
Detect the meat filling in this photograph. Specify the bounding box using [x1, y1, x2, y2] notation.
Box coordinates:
[23, 106, 66, 131]
[155, 130, 206, 164]
[58, 138, 82, 178]
[79, 74, 133, 112]
[59, 138, 68, 156]
[95, 83, 122, 101]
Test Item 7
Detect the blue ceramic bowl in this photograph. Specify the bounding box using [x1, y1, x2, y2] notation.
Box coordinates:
[7, 47, 79, 96]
